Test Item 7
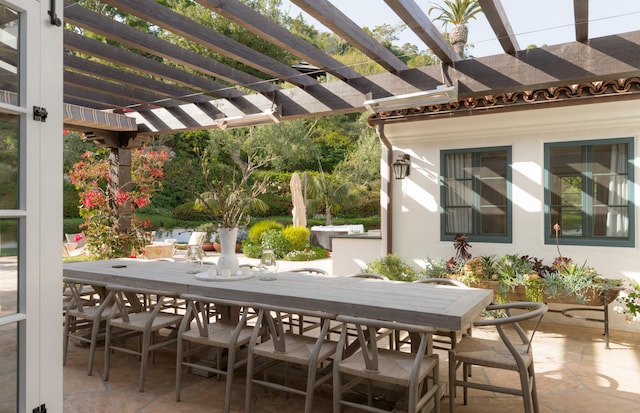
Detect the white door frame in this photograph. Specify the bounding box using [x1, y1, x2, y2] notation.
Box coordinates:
[0, 1, 63, 411]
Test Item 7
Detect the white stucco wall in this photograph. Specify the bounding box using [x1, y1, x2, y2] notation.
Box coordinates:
[382, 100, 640, 332]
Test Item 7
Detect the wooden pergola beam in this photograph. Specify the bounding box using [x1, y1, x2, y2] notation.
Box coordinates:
[478, 0, 520, 54]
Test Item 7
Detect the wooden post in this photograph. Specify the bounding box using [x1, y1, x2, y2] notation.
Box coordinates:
[109, 147, 132, 232]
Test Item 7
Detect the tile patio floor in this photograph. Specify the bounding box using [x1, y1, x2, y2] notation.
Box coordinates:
[63, 319, 640, 413]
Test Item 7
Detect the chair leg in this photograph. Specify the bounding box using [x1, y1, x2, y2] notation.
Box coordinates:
[87, 318, 101, 376]
[332, 369, 342, 413]
[62, 315, 71, 366]
[530, 363, 540, 413]
[448, 350, 456, 413]
[463, 362, 469, 405]
[103, 323, 112, 382]
[139, 331, 152, 392]
[224, 346, 236, 413]
[175, 338, 183, 402]
[245, 350, 255, 413]
[521, 363, 538, 413]
[304, 362, 318, 413]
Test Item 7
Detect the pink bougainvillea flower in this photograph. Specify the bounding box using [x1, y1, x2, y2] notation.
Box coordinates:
[134, 197, 150, 208]
[115, 190, 129, 206]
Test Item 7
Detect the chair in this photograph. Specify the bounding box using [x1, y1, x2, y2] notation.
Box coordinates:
[448, 301, 548, 413]
[333, 315, 440, 413]
[288, 268, 330, 334]
[350, 272, 388, 280]
[176, 294, 256, 413]
[63, 277, 113, 376]
[245, 305, 337, 413]
[331, 272, 392, 345]
[103, 284, 183, 392]
[398, 278, 472, 351]
[290, 267, 329, 276]
[64, 232, 87, 257]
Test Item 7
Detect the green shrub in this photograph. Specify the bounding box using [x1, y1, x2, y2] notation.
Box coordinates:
[172, 202, 208, 221]
[241, 241, 262, 259]
[363, 254, 417, 282]
[282, 225, 310, 250]
[285, 246, 328, 261]
[248, 220, 283, 244]
[260, 229, 290, 258]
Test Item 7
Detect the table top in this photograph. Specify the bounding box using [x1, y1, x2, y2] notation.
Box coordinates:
[63, 258, 493, 331]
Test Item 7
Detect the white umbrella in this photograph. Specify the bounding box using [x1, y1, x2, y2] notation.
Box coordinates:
[290, 172, 306, 227]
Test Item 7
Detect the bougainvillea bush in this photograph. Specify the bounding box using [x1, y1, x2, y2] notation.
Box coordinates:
[69, 146, 169, 259]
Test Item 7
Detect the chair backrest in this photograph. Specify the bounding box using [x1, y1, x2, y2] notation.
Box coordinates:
[335, 315, 435, 371]
[474, 302, 548, 355]
[350, 273, 388, 280]
[179, 294, 253, 338]
[106, 284, 179, 321]
[415, 278, 468, 288]
[290, 267, 329, 276]
[63, 277, 108, 312]
[188, 231, 206, 246]
[253, 305, 336, 353]
[65, 233, 87, 248]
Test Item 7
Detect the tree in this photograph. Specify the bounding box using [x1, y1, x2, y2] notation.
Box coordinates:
[306, 164, 357, 226]
[333, 126, 381, 190]
[428, 0, 482, 57]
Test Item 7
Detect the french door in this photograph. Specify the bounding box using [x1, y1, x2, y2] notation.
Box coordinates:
[0, 1, 63, 412]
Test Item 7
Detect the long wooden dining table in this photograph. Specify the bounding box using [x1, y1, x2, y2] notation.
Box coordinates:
[63, 258, 493, 332]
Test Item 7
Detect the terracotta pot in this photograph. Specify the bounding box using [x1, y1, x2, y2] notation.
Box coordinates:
[202, 242, 215, 252]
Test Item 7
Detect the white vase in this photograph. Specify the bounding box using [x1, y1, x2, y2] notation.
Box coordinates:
[217, 227, 239, 276]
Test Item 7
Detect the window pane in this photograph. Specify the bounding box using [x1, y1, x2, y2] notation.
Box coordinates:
[480, 206, 507, 234]
[0, 6, 19, 101]
[0, 322, 18, 411]
[0, 115, 19, 209]
[442, 149, 509, 239]
[0, 219, 18, 316]
[559, 207, 582, 236]
[445, 207, 472, 233]
[548, 141, 631, 243]
[444, 179, 472, 206]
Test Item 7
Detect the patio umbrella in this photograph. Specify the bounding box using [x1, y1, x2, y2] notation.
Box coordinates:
[290, 172, 306, 227]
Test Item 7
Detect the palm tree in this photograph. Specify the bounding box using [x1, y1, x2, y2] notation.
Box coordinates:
[306, 164, 357, 226]
[428, 0, 482, 57]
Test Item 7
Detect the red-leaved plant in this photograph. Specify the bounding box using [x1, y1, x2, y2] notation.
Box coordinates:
[69, 146, 169, 259]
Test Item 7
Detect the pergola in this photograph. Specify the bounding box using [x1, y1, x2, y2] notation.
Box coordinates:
[51, 0, 640, 232]
[57, 0, 640, 140]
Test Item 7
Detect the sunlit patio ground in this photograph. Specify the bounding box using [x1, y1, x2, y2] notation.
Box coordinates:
[63, 255, 640, 413]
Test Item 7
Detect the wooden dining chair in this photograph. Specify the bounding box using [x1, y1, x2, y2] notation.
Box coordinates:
[175, 294, 256, 413]
[396, 278, 473, 352]
[448, 301, 548, 413]
[103, 284, 183, 392]
[350, 272, 389, 280]
[245, 305, 337, 413]
[333, 315, 440, 413]
[63, 277, 113, 376]
[287, 268, 330, 334]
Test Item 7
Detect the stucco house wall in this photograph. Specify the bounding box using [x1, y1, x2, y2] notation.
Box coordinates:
[382, 100, 640, 332]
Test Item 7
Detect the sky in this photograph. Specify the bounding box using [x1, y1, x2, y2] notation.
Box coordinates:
[281, 0, 640, 58]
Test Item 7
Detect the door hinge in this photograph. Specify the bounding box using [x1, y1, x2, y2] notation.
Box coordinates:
[48, 0, 61, 26]
[33, 106, 48, 122]
[33, 404, 47, 413]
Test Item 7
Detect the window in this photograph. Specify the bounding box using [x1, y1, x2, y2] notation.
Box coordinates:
[440, 147, 511, 242]
[545, 138, 634, 247]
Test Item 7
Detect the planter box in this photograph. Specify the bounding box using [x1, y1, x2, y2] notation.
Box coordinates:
[471, 281, 619, 306]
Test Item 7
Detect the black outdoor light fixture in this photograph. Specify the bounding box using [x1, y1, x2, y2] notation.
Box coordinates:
[392, 153, 411, 179]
